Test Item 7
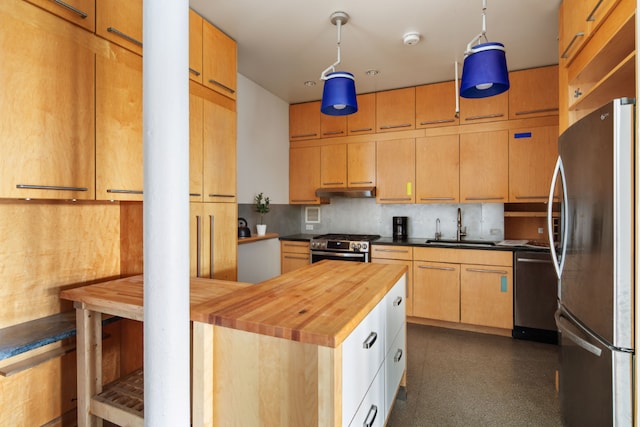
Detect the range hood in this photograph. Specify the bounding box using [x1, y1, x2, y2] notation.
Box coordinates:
[315, 187, 376, 198]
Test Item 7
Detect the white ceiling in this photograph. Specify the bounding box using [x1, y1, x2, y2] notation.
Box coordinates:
[188, 0, 561, 104]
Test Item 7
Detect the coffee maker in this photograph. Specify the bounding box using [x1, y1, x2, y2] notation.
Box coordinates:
[392, 216, 408, 240]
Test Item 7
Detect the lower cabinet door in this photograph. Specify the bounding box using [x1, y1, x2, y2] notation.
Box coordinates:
[385, 325, 406, 417]
[349, 367, 385, 427]
[342, 299, 385, 426]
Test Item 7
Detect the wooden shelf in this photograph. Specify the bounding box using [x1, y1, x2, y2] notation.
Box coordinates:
[92, 368, 144, 426]
[237, 232, 279, 245]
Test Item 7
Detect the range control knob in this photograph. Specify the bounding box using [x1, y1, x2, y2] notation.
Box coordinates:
[361, 243, 368, 251]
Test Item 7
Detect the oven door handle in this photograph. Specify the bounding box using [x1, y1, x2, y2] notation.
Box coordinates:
[311, 251, 366, 259]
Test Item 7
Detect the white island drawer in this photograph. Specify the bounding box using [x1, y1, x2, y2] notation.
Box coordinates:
[342, 296, 385, 426]
[385, 324, 406, 416]
[349, 364, 385, 427]
[385, 274, 407, 347]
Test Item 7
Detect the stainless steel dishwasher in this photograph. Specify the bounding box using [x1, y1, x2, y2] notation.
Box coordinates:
[513, 250, 558, 344]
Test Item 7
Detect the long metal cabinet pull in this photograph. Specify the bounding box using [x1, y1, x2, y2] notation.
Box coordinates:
[421, 197, 455, 201]
[465, 196, 504, 201]
[514, 107, 559, 116]
[380, 123, 411, 130]
[189, 193, 202, 197]
[362, 332, 378, 349]
[209, 194, 235, 198]
[464, 113, 504, 121]
[515, 195, 548, 199]
[209, 215, 215, 279]
[350, 127, 372, 133]
[189, 68, 201, 77]
[208, 79, 235, 94]
[419, 118, 455, 125]
[379, 197, 412, 201]
[284, 255, 309, 260]
[322, 130, 344, 136]
[291, 199, 317, 203]
[376, 248, 409, 253]
[322, 182, 344, 186]
[418, 265, 455, 271]
[560, 32, 584, 59]
[363, 404, 378, 427]
[107, 189, 143, 194]
[516, 258, 552, 264]
[107, 27, 143, 47]
[586, 0, 604, 21]
[196, 215, 202, 278]
[51, 0, 88, 18]
[465, 268, 508, 275]
[290, 133, 318, 139]
[16, 184, 88, 191]
[350, 181, 373, 185]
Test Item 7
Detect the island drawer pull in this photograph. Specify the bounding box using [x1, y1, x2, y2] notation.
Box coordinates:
[107, 27, 143, 47]
[50, 0, 88, 18]
[418, 265, 455, 271]
[362, 332, 378, 349]
[364, 404, 378, 427]
[393, 296, 403, 307]
[283, 243, 309, 248]
[107, 189, 143, 194]
[208, 79, 235, 94]
[17, 184, 88, 192]
[466, 268, 508, 275]
[393, 348, 403, 363]
[379, 197, 412, 201]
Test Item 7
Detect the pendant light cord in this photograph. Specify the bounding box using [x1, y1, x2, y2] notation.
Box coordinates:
[465, 0, 489, 55]
[320, 16, 343, 80]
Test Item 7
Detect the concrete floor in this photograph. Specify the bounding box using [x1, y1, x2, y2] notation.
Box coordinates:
[387, 323, 562, 426]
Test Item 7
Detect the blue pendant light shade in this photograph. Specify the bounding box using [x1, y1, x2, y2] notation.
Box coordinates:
[460, 42, 509, 98]
[321, 72, 358, 115]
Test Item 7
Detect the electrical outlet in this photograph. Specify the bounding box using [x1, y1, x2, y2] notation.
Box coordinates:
[538, 227, 544, 234]
[306, 224, 314, 230]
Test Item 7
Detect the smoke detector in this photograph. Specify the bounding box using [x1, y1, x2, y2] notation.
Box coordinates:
[403, 32, 421, 46]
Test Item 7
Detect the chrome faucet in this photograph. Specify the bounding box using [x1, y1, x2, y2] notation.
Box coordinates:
[456, 208, 467, 241]
[435, 218, 442, 240]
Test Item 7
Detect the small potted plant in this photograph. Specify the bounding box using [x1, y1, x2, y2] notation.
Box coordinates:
[254, 192, 270, 235]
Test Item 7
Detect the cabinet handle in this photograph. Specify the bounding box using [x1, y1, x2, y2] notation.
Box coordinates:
[284, 255, 309, 260]
[393, 296, 403, 307]
[418, 265, 456, 271]
[419, 118, 455, 125]
[208, 194, 235, 198]
[189, 68, 201, 77]
[16, 184, 88, 192]
[363, 404, 378, 427]
[322, 130, 344, 136]
[420, 197, 455, 201]
[514, 107, 559, 116]
[350, 181, 373, 185]
[322, 182, 344, 186]
[586, 0, 604, 21]
[393, 348, 404, 363]
[107, 189, 144, 194]
[379, 197, 412, 202]
[291, 199, 318, 202]
[464, 196, 504, 201]
[50, 0, 88, 18]
[464, 113, 504, 121]
[514, 195, 548, 200]
[209, 215, 215, 279]
[290, 133, 318, 139]
[283, 243, 309, 248]
[375, 249, 409, 253]
[465, 268, 508, 275]
[362, 331, 378, 349]
[350, 127, 373, 133]
[190, 193, 202, 197]
[560, 32, 584, 59]
[380, 123, 411, 130]
[196, 215, 202, 278]
[208, 79, 235, 94]
[107, 27, 143, 47]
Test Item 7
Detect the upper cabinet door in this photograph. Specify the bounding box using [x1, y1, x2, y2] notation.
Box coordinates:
[558, 0, 590, 63]
[95, 45, 143, 201]
[189, 90, 204, 202]
[347, 142, 376, 188]
[290, 146, 322, 204]
[0, 5, 95, 199]
[289, 102, 321, 141]
[189, 9, 203, 84]
[415, 81, 459, 128]
[320, 144, 347, 188]
[320, 114, 347, 138]
[415, 134, 459, 204]
[202, 20, 237, 99]
[203, 97, 237, 203]
[459, 91, 508, 124]
[96, 0, 143, 55]
[376, 88, 415, 132]
[459, 130, 508, 203]
[376, 138, 415, 204]
[347, 93, 376, 135]
[25, 0, 95, 31]
[508, 66, 559, 119]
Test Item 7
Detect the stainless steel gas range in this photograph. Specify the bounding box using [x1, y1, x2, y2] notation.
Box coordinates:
[310, 233, 380, 263]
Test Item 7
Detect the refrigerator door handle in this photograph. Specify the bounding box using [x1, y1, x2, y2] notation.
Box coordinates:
[555, 309, 602, 357]
[547, 156, 569, 279]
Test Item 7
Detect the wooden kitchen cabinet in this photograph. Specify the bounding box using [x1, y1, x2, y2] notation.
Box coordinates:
[289, 102, 321, 140]
[320, 114, 347, 138]
[96, 0, 143, 55]
[189, 9, 203, 84]
[376, 139, 415, 203]
[189, 90, 204, 201]
[280, 241, 310, 273]
[558, 0, 590, 63]
[347, 93, 376, 135]
[25, 0, 95, 31]
[320, 144, 347, 188]
[96, 43, 144, 201]
[190, 202, 237, 281]
[0, 3, 95, 200]
[415, 81, 459, 128]
[460, 262, 513, 330]
[376, 87, 415, 132]
[290, 146, 322, 204]
[371, 245, 413, 316]
[202, 19, 237, 99]
[508, 125, 559, 202]
[459, 130, 508, 203]
[348, 141, 376, 187]
[508, 66, 559, 119]
[413, 260, 460, 323]
[459, 91, 508, 124]
[415, 134, 460, 204]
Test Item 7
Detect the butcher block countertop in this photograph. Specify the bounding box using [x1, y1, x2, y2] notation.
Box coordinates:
[191, 260, 407, 348]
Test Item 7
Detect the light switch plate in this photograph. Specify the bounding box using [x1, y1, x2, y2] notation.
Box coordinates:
[306, 224, 314, 230]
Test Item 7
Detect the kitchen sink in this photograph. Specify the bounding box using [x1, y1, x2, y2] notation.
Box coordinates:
[425, 239, 497, 247]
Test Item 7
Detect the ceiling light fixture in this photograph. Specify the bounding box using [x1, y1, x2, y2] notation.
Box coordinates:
[459, 0, 509, 98]
[320, 11, 358, 116]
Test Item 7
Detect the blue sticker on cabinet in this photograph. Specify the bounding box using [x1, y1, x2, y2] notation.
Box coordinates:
[501, 276, 507, 292]
[514, 132, 532, 139]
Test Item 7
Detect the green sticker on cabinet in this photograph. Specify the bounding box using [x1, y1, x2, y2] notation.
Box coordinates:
[500, 276, 507, 292]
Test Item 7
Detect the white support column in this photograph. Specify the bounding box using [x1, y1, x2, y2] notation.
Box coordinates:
[142, 0, 190, 425]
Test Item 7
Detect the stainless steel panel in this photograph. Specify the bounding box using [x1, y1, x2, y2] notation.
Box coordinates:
[514, 251, 557, 331]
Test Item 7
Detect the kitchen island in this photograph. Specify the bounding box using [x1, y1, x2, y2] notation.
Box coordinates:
[61, 260, 408, 427]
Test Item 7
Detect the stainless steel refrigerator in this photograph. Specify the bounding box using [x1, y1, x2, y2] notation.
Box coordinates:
[547, 98, 635, 426]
